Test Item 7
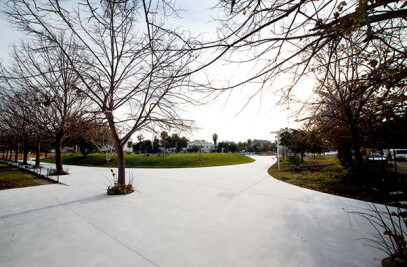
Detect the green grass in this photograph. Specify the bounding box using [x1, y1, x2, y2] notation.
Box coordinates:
[0, 163, 54, 190]
[42, 153, 255, 168]
[268, 156, 347, 191]
[267, 155, 390, 203]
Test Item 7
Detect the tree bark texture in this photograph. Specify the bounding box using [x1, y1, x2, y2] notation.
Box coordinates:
[35, 142, 41, 168]
[14, 143, 19, 162]
[116, 144, 126, 185]
[55, 134, 64, 174]
[23, 141, 28, 164]
[350, 123, 364, 175]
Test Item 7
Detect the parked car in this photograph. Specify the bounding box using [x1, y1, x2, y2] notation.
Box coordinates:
[368, 153, 386, 161]
[367, 153, 388, 167]
[388, 149, 407, 161]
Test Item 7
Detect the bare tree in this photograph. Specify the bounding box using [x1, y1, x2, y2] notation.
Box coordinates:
[303, 35, 407, 174]
[89, 124, 116, 164]
[0, 37, 90, 174]
[196, 0, 407, 103]
[0, 79, 43, 165]
[4, 0, 200, 186]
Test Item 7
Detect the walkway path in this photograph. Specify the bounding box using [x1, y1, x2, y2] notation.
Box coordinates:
[0, 156, 384, 266]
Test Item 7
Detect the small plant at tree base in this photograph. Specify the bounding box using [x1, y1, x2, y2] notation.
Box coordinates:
[107, 184, 134, 195]
[353, 204, 407, 266]
[106, 169, 134, 195]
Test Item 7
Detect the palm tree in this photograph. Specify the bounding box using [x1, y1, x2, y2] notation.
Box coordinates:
[247, 139, 252, 151]
[212, 133, 218, 146]
[161, 131, 168, 157]
[137, 134, 144, 143]
[212, 133, 218, 151]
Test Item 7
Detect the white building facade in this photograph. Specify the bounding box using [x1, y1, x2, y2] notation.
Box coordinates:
[188, 140, 215, 153]
[124, 138, 133, 153]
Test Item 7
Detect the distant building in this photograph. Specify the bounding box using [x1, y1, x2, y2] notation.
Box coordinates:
[124, 138, 133, 153]
[188, 140, 215, 153]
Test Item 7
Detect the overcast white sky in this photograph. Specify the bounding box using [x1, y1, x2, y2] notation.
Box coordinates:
[0, 0, 314, 143]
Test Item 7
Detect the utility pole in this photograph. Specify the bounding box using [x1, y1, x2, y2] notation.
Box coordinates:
[270, 131, 280, 170]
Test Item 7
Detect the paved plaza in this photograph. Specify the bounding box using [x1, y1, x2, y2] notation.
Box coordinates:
[0, 156, 385, 266]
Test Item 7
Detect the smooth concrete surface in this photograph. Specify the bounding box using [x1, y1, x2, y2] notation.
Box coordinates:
[0, 156, 386, 266]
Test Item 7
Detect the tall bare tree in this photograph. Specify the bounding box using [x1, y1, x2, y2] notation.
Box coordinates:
[200, 0, 407, 102]
[5, 0, 200, 186]
[304, 35, 407, 174]
[0, 37, 90, 174]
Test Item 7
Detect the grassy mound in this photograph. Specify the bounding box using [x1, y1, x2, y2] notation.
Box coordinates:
[42, 153, 255, 168]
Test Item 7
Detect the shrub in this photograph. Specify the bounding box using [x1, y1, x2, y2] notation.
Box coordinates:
[106, 184, 135, 195]
[288, 155, 301, 166]
[354, 204, 407, 266]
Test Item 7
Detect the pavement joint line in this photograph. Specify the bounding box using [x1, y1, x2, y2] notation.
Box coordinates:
[50, 196, 161, 267]
[346, 206, 355, 230]
[238, 176, 270, 194]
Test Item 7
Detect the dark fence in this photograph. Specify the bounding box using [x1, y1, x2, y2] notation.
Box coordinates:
[0, 159, 60, 183]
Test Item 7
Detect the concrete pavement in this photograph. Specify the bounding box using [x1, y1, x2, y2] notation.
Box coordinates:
[0, 156, 385, 266]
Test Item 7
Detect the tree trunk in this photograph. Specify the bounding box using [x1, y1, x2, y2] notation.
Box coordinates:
[350, 123, 364, 175]
[35, 142, 41, 168]
[55, 134, 64, 174]
[14, 143, 19, 162]
[106, 113, 126, 185]
[23, 141, 29, 164]
[116, 144, 126, 185]
[2, 149, 4, 159]
[45, 151, 48, 159]
[343, 147, 353, 168]
[6, 149, 9, 161]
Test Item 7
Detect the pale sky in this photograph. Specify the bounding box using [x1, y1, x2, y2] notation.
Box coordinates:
[0, 0, 313, 143]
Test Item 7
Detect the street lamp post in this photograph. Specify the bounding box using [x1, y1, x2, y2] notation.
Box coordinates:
[270, 131, 280, 170]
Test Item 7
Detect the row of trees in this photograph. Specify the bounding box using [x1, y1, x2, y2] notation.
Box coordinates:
[280, 114, 407, 173]
[215, 0, 407, 177]
[1, 0, 406, 186]
[133, 133, 189, 153]
[216, 140, 275, 153]
[279, 129, 327, 163]
[1, 0, 205, 186]
[302, 37, 407, 174]
[0, 37, 99, 174]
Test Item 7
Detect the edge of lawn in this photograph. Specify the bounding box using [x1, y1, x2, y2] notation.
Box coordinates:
[267, 155, 389, 204]
[0, 162, 57, 190]
[41, 153, 256, 169]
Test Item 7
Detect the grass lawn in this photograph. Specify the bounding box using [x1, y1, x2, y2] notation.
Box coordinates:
[0, 163, 54, 190]
[268, 156, 389, 204]
[42, 153, 255, 168]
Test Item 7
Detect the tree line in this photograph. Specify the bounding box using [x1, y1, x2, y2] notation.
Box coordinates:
[1, 0, 406, 188]
[0, 0, 202, 186]
[133, 133, 189, 153]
